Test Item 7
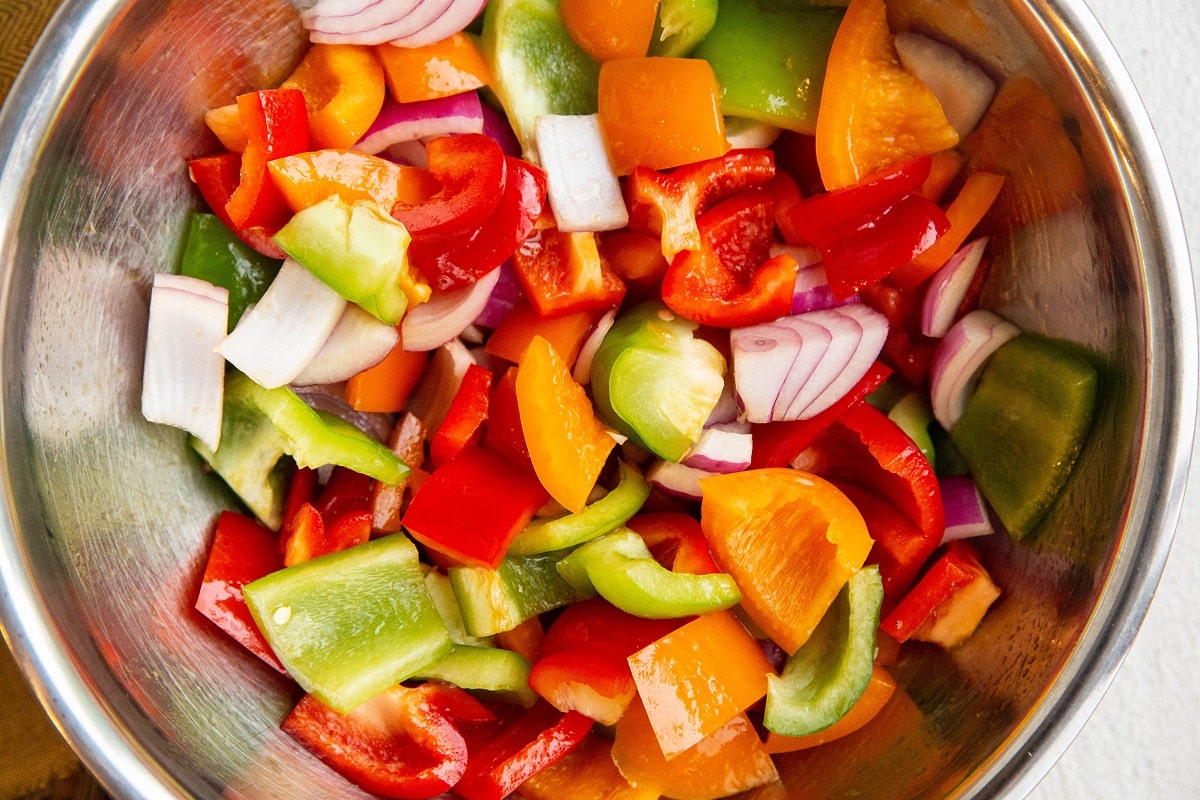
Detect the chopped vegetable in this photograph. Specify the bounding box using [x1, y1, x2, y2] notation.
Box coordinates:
[280, 43, 386, 149]
[534, 114, 629, 232]
[376, 34, 493, 103]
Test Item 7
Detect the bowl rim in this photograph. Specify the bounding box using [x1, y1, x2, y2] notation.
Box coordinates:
[0, 0, 1194, 798]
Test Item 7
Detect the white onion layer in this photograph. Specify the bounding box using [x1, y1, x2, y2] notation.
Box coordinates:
[535, 114, 630, 233]
[216, 258, 347, 389]
[921, 237, 988, 338]
[141, 273, 229, 451]
[402, 266, 502, 351]
[293, 304, 400, 386]
[894, 31, 996, 139]
[929, 309, 1021, 430]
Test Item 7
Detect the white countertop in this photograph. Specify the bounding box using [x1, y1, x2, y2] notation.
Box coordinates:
[1029, 2, 1200, 797]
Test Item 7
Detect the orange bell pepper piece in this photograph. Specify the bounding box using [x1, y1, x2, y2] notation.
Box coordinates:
[612, 698, 779, 798]
[268, 149, 440, 213]
[699, 469, 874, 654]
[204, 103, 247, 152]
[518, 733, 656, 800]
[763, 664, 897, 753]
[814, 0, 960, 189]
[516, 335, 616, 513]
[281, 43, 386, 149]
[344, 338, 428, 413]
[888, 170, 1005, 288]
[559, 0, 661, 62]
[626, 609, 776, 758]
[598, 57, 729, 175]
[375, 33, 493, 104]
[484, 303, 598, 367]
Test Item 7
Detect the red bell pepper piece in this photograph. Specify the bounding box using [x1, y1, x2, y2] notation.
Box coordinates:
[225, 88, 310, 230]
[750, 360, 893, 469]
[392, 133, 506, 240]
[836, 481, 935, 602]
[482, 366, 534, 469]
[626, 149, 777, 260]
[660, 188, 799, 328]
[401, 445, 550, 569]
[771, 129, 824, 197]
[528, 597, 685, 725]
[454, 701, 595, 800]
[859, 282, 939, 388]
[187, 152, 287, 259]
[410, 155, 548, 292]
[626, 511, 721, 574]
[194, 510, 287, 673]
[282, 682, 494, 800]
[880, 540, 999, 644]
[280, 466, 375, 566]
[429, 363, 493, 468]
[510, 228, 627, 319]
[798, 402, 944, 584]
[779, 155, 951, 299]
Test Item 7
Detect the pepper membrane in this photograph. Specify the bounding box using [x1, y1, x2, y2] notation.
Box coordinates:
[146, 1, 1104, 797]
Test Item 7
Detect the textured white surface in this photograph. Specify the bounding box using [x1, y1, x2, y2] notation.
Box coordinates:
[1029, 2, 1200, 798]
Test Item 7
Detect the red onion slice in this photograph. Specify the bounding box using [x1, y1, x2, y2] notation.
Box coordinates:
[782, 307, 864, 420]
[389, 0, 489, 48]
[939, 474, 995, 544]
[798, 304, 889, 419]
[921, 237, 988, 338]
[355, 93, 485, 155]
[682, 424, 753, 473]
[481, 102, 522, 157]
[730, 322, 805, 424]
[402, 266, 501, 352]
[769, 316, 832, 420]
[306, 0, 437, 43]
[293, 304, 400, 386]
[535, 114, 629, 233]
[216, 258, 348, 390]
[646, 460, 715, 501]
[141, 273, 229, 451]
[472, 262, 524, 329]
[930, 309, 1020, 429]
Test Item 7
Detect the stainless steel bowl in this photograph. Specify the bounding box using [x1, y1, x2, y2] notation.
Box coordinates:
[0, 0, 1193, 798]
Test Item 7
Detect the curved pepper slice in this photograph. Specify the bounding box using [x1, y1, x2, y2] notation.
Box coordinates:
[188, 153, 287, 259]
[226, 88, 310, 231]
[508, 460, 650, 556]
[555, 529, 742, 618]
[661, 187, 800, 328]
[510, 228, 627, 319]
[392, 133, 506, 240]
[411, 155, 548, 292]
[764, 565, 883, 737]
[268, 149, 440, 213]
[280, 43, 386, 150]
[282, 683, 494, 799]
[626, 148, 776, 260]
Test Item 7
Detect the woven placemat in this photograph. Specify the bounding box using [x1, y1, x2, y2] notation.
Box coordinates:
[0, 2, 104, 798]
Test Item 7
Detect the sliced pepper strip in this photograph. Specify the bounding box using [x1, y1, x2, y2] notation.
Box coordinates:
[429, 362, 492, 468]
[661, 188, 800, 328]
[281, 683, 493, 800]
[188, 153, 287, 259]
[880, 540, 1000, 646]
[625, 148, 776, 260]
[510, 228, 627, 319]
[392, 133, 506, 240]
[555, 529, 742, 618]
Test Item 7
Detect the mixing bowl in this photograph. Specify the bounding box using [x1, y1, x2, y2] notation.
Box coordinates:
[0, 0, 1194, 797]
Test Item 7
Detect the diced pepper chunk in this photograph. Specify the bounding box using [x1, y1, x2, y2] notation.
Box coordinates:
[281, 43, 386, 150]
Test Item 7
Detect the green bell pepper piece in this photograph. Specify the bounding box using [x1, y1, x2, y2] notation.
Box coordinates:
[244, 534, 452, 714]
[590, 302, 726, 462]
[507, 460, 651, 556]
[415, 645, 537, 708]
[950, 334, 1098, 539]
[692, 0, 844, 133]
[887, 392, 937, 469]
[193, 371, 409, 528]
[480, 0, 601, 157]
[179, 212, 280, 328]
[272, 195, 428, 325]
[556, 529, 742, 619]
[449, 550, 589, 637]
[649, 0, 719, 57]
[763, 565, 883, 737]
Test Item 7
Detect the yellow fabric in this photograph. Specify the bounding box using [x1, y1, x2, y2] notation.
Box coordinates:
[0, 4, 98, 798]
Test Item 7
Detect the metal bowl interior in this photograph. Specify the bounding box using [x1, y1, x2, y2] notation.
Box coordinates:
[0, 0, 1193, 798]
